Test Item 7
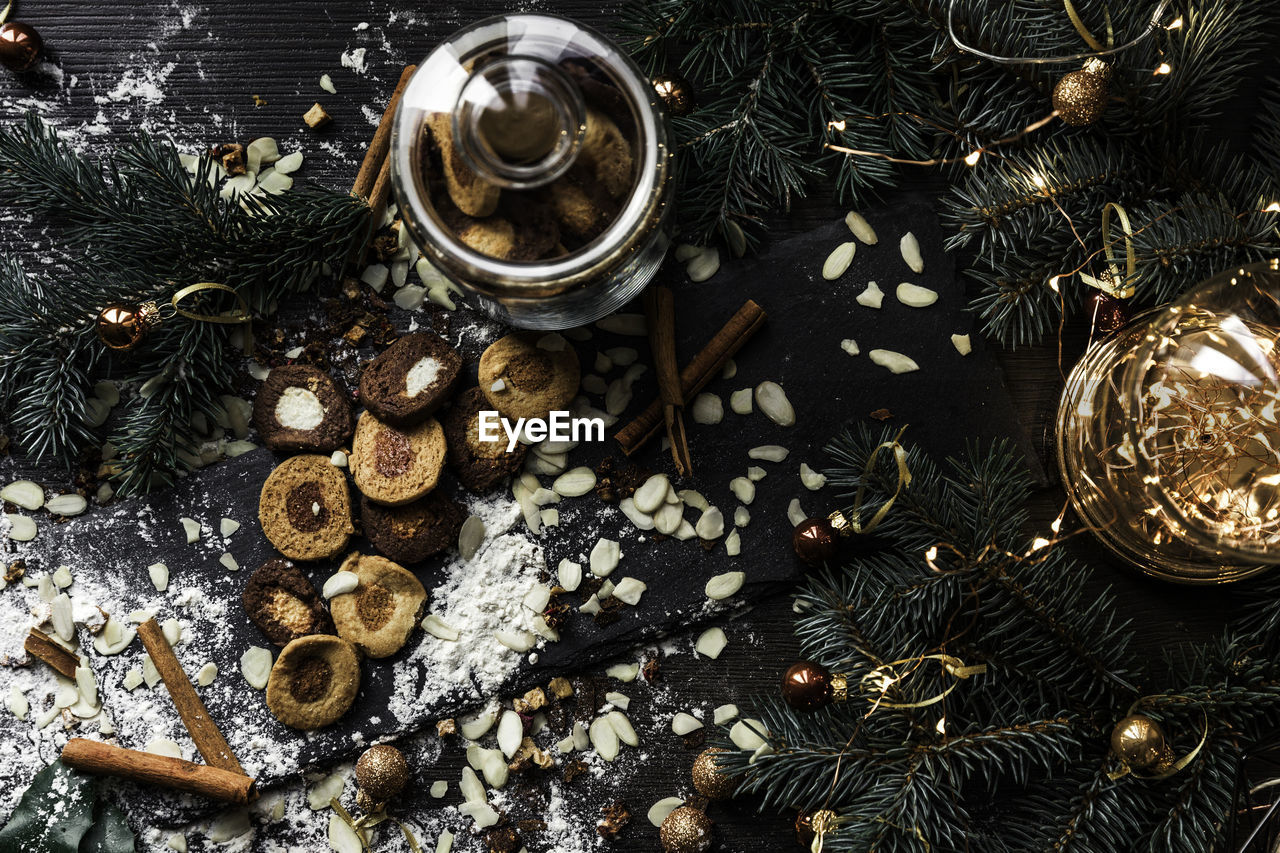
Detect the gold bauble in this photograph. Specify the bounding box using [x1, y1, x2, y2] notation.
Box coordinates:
[355, 788, 381, 815]
[659, 806, 714, 853]
[652, 73, 695, 116]
[795, 809, 838, 848]
[691, 747, 740, 800]
[1110, 714, 1172, 771]
[96, 301, 161, 351]
[355, 744, 409, 802]
[1052, 57, 1112, 126]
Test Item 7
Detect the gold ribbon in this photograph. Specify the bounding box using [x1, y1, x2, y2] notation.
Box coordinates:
[1063, 0, 1107, 52]
[0, 1, 11, 25]
[859, 654, 987, 711]
[1081, 202, 1137, 298]
[1107, 704, 1210, 781]
[809, 809, 842, 853]
[168, 282, 254, 353]
[838, 426, 912, 537]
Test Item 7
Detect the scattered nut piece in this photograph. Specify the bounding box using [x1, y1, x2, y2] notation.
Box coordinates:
[856, 280, 885, 309]
[748, 445, 789, 463]
[713, 704, 739, 725]
[46, 494, 87, 517]
[844, 211, 879, 245]
[800, 463, 827, 490]
[900, 231, 924, 273]
[687, 247, 721, 282]
[841, 338, 860, 356]
[725, 529, 741, 556]
[590, 538, 621, 577]
[822, 242, 856, 280]
[196, 662, 218, 687]
[606, 663, 639, 682]
[149, 562, 169, 592]
[691, 393, 724, 425]
[696, 627, 727, 659]
[1, 481, 44, 511]
[179, 517, 201, 544]
[754, 382, 796, 427]
[322, 571, 359, 599]
[787, 498, 808, 526]
[951, 333, 972, 356]
[729, 477, 755, 505]
[705, 571, 745, 600]
[671, 712, 703, 735]
[729, 388, 753, 414]
[869, 349, 920, 375]
[303, 103, 332, 129]
[896, 282, 938, 308]
[422, 614, 460, 642]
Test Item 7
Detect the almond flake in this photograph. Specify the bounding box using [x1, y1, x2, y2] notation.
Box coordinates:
[856, 280, 885, 309]
[952, 333, 972, 356]
[1, 481, 44, 510]
[822, 241, 856, 280]
[590, 538, 621, 577]
[696, 627, 727, 659]
[844, 211, 879, 245]
[748, 445, 789, 462]
[706, 571, 745, 600]
[800, 463, 827, 490]
[149, 562, 169, 592]
[422, 614, 460, 642]
[900, 231, 925, 273]
[691, 393, 723, 424]
[869, 349, 920, 375]
[322, 571, 359, 598]
[896, 282, 938, 308]
[671, 712, 703, 735]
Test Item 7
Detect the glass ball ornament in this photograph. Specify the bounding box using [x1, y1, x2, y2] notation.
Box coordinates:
[1058, 261, 1280, 582]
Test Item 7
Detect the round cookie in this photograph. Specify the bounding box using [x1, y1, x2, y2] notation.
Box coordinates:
[350, 412, 447, 506]
[265, 634, 361, 730]
[329, 553, 427, 659]
[478, 333, 580, 422]
[442, 387, 529, 493]
[361, 491, 466, 564]
[259, 455, 355, 561]
[358, 333, 461, 427]
[253, 365, 353, 453]
[242, 559, 335, 646]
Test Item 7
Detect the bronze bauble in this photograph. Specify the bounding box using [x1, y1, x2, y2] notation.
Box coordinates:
[1052, 58, 1112, 126]
[355, 744, 409, 802]
[1110, 714, 1172, 771]
[659, 806, 714, 853]
[793, 517, 838, 566]
[782, 660, 836, 712]
[96, 302, 160, 351]
[652, 73, 695, 116]
[0, 22, 43, 73]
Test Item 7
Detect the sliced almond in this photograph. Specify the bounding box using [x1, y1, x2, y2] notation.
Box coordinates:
[734, 506, 751, 527]
[497, 710, 523, 758]
[219, 552, 239, 572]
[844, 211, 879, 245]
[687, 247, 721, 282]
[51, 594, 74, 641]
[691, 393, 723, 425]
[653, 502, 684, 536]
[695, 507, 725, 541]
[754, 381, 795, 426]
[633, 474, 670, 514]
[459, 766, 486, 805]
[460, 706, 500, 741]
[840, 338, 860, 356]
[671, 712, 703, 735]
[606, 662, 639, 682]
[730, 719, 769, 750]
[728, 388, 753, 415]
[93, 618, 135, 656]
[729, 477, 755, 505]
[856, 280, 884, 309]
[322, 571, 359, 598]
[822, 241, 856, 280]
[46, 494, 87, 517]
[607, 710, 638, 746]
[951, 333, 972, 356]
[149, 562, 169, 592]
[75, 665, 98, 708]
[900, 231, 924, 273]
[1, 481, 44, 511]
[558, 559, 584, 592]
[196, 662, 218, 687]
[787, 498, 808, 526]
[896, 282, 938, 308]
[240, 647, 273, 690]
[494, 630, 535, 652]
[648, 797, 685, 828]
[590, 716, 620, 761]
[590, 538, 621, 577]
[706, 571, 745, 600]
[714, 704, 740, 725]
[696, 627, 727, 659]
[52, 565, 73, 588]
[220, 518, 241, 537]
[605, 691, 630, 711]
[748, 445, 789, 462]
[677, 490, 709, 512]
[553, 467, 597, 497]
[746, 466, 767, 481]
[800, 463, 827, 490]
[162, 618, 182, 646]
[612, 577, 647, 606]
[869, 349, 920, 375]
[422, 614, 460, 642]
[179, 517, 201, 544]
[459, 516, 486, 562]
[725, 529, 741, 556]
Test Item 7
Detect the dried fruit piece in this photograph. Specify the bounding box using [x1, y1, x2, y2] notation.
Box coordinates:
[869, 349, 920, 375]
[856, 280, 885, 309]
[844, 211, 879, 245]
[822, 242, 856, 280]
[900, 231, 924, 273]
[896, 282, 938, 308]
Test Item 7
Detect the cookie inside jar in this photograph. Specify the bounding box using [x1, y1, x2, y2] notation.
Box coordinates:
[419, 53, 640, 263]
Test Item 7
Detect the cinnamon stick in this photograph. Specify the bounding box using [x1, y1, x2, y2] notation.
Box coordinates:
[24, 628, 81, 679]
[351, 64, 418, 200]
[137, 618, 245, 777]
[61, 739, 256, 804]
[616, 299, 767, 455]
[643, 286, 693, 476]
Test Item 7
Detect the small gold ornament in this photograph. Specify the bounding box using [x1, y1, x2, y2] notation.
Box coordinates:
[355, 744, 409, 803]
[691, 747, 740, 800]
[96, 302, 161, 351]
[1052, 57, 1112, 126]
[795, 808, 839, 850]
[659, 805, 714, 853]
[652, 73, 695, 116]
[1110, 714, 1174, 772]
[354, 788, 381, 815]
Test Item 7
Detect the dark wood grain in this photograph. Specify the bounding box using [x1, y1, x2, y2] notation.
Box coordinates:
[0, 1, 1252, 850]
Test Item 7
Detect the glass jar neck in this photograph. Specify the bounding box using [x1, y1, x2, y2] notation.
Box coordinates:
[453, 56, 586, 189]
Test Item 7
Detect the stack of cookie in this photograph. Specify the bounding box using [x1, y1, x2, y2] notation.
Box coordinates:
[248, 328, 581, 730]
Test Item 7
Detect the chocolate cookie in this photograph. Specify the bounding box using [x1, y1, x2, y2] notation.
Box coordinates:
[443, 387, 529, 492]
[265, 634, 361, 730]
[243, 559, 335, 646]
[359, 333, 462, 427]
[329, 552, 427, 659]
[259, 455, 355, 561]
[361, 491, 466, 564]
[350, 412, 447, 506]
[252, 365, 353, 453]
[478, 333, 581, 421]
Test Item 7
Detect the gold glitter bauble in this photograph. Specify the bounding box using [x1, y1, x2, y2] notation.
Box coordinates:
[691, 747, 739, 800]
[1110, 714, 1172, 771]
[659, 806, 714, 853]
[355, 744, 409, 802]
[1052, 58, 1112, 126]
[652, 73, 695, 116]
[355, 788, 381, 815]
[96, 302, 161, 351]
[795, 809, 838, 848]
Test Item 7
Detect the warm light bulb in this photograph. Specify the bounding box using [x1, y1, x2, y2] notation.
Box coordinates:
[1049, 276, 1061, 293]
[963, 149, 982, 166]
[1167, 16, 1183, 29]
[1155, 63, 1172, 75]
[828, 119, 847, 132]
[1265, 202, 1280, 213]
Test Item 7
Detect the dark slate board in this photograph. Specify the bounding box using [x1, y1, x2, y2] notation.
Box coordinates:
[40, 195, 1034, 827]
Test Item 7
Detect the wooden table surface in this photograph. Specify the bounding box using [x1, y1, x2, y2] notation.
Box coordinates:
[0, 1, 1256, 850]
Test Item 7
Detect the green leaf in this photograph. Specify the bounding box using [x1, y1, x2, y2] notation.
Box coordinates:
[78, 801, 135, 853]
[0, 761, 97, 853]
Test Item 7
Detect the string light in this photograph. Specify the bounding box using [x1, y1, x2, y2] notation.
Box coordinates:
[1265, 202, 1280, 213]
[1030, 537, 1052, 552]
[828, 119, 847, 132]
[1155, 63, 1172, 75]
[964, 149, 983, 166]
[1167, 16, 1183, 29]
[1049, 276, 1062, 293]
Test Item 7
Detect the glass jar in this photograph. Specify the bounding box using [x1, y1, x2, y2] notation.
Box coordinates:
[1057, 260, 1280, 583]
[391, 13, 674, 330]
